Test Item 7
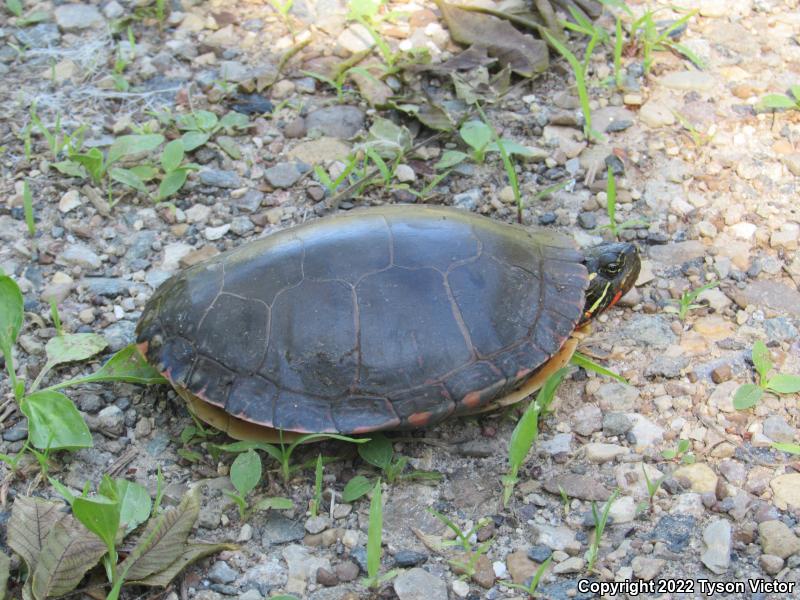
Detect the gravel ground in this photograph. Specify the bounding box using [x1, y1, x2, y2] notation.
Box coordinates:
[1, 1, 800, 599]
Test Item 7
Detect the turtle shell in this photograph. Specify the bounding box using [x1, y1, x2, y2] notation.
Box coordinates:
[136, 206, 589, 435]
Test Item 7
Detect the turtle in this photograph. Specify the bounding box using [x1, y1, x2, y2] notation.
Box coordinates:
[136, 206, 640, 442]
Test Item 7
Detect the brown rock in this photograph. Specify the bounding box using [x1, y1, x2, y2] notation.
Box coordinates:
[316, 567, 338, 587]
[544, 474, 612, 501]
[180, 245, 220, 267]
[711, 364, 732, 383]
[471, 554, 495, 589]
[334, 560, 359, 582]
[506, 550, 538, 584]
[730, 281, 800, 318]
[758, 520, 800, 559]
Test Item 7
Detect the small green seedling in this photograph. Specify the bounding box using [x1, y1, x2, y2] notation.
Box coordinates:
[217, 433, 366, 483]
[310, 454, 324, 517]
[362, 481, 399, 589]
[613, 17, 624, 88]
[758, 86, 800, 112]
[0, 274, 166, 462]
[175, 110, 250, 151]
[627, 9, 704, 73]
[673, 111, 714, 147]
[505, 555, 552, 598]
[558, 485, 570, 517]
[733, 340, 800, 410]
[111, 28, 136, 92]
[29, 103, 86, 161]
[8, 483, 231, 600]
[314, 154, 359, 194]
[224, 449, 293, 520]
[586, 488, 619, 573]
[22, 181, 35, 237]
[599, 167, 646, 238]
[638, 464, 666, 516]
[773, 442, 800, 456]
[343, 433, 441, 502]
[542, 31, 602, 142]
[428, 509, 493, 579]
[156, 139, 200, 201]
[502, 368, 567, 506]
[6, 0, 22, 17]
[661, 439, 695, 464]
[436, 120, 537, 170]
[666, 280, 720, 320]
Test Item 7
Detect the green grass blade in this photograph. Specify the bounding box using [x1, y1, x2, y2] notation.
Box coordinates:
[570, 352, 627, 383]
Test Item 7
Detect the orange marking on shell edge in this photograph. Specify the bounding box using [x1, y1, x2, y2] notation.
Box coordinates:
[408, 411, 432, 427]
[463, 391, 482, 409]
[352, 425, 376, 434]
[516, 368, 532, 379]
[136, 341, 149, 357]
[609, 290, 623, 308]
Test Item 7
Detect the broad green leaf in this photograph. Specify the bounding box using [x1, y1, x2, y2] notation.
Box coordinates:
[342, 475, 372, 503]
[571, 352, 627, 383]
[487, 139, 538, 157]
[348, 0, 381, 20]
[130, 542, 235, 587]
[219, 111, 249, 131]
[759, 94, 797, 110]
[6, 0, 22, 16]
[732, 383, 763, 410]
[118, 487, 201, 581]
[0, 550, 9, 600]
[0, 274, 24, 357]
[661, 449, 677, 459]
[49, 477, 77, 505]
[161, 139, 185, 172]
[366, 480, 383, 580]
[230, 450, 261, 497]
[110, 167, 148, 193]
[791, 85, 800, 102]
[129, 164, 159, 181]
[31, 519, 107, 599]
[107, 134, 165, 164]
[45, 344, 167, 391]
[193, 110, 218, 131]
[217, 136, 241, 159]
[508, 369, 567, 471]
[157, 168, 189, 201]
[21, 391, 93, 450]
[100, 478, 152, 534]
[460, 120, 492, 153]
[435, 150, 467, 170]
[751, 340, 772, 381]
[677, 439, 690, 453]
[253, 496, 293, 511]
[175, 113, 199, 131]
[72, 495, 120, 549]
[18, 10, 48, 26]
[181, 131, 210, 152]
[358, 433, 393, 469]
[766, 374, 800, 394]
[362, 116, 412, 159]
[8, 496, 68, 575]
[45, 333, 107, 368]
[773, 442, 800, 455]
[52, 160, 86, 178]
[69, 148, 104, 182]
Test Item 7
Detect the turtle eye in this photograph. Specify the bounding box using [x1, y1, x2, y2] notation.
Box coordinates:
[602, 262, 621, 276]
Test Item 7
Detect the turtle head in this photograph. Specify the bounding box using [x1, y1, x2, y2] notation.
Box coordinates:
[580, 242, 640, 323]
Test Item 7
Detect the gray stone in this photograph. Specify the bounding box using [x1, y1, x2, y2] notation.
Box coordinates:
[532, 524, 580, 553]
[603, 412, 633, 436]
[758, 520, 800, 559]
[282, 544, 331, 594]
[594, 383, 639, 412]
[235, 190, 265, 213]
[544, 474, 612, 501]
[394, 567, 448, 600]
[571, 404, 602, 436]
[619, 315, 676, 349]
[639, 100, 675, 128]
[552, 556, 584, 574]
[220, 61, 252, 83]
[103, 1, 125, 19]
[60, 244, 101, 270]
[584, 443, 629, 463]
[539, 433, 572, 455]
[765, 317, 798, 343]
[305, 515, 330, 534]
[645, 355, 689, 378]
[103, 320, 136, 352]
[83, 278, 131, 297]
[700, 519, 731, 574]
[264, 162, 305, 188]
[649, 514, 695, 552]
[262, 514, 305, 546]
[394, 550, 428, 568]
[97, 405, 124, 435]
[649, 241, 705, 267]
[577, 212, 596, 229]
[126, 230, 157, 261]
[453, 189, 481, 211]
[3, 420, 28, 442]
[209, 561, 238, 584]
[631, 556, 665, 580]
[15, 23, 61, 48]
[763, 415, 796, 443]
[730, 281, 800, 318]
[230, 216, 255, 236]
[659, 71, 715, 92]
[204, 224, 230, 241]
[54, 4, 104, 30]
[627, 414, 664, 448]
[759, 554, 785, 575]
[305, 106, 365, 139]
[200, 169, 241, 189]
